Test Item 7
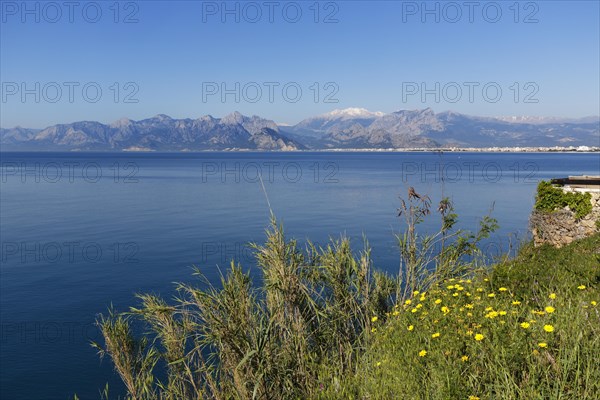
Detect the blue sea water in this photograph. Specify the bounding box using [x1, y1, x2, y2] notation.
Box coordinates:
[1, 151, 598, 399]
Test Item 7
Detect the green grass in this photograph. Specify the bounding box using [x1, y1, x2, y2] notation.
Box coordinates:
[325, 234, 600, 399]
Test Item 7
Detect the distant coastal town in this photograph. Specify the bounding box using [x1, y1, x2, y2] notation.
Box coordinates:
[118, 145, 600, 153]
[320, 146, 600, 153]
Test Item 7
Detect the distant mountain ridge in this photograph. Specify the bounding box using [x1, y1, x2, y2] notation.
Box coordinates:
[2, 108, 598, 151]
[1, 112, 302, 151]
[283, 108, 599, 149]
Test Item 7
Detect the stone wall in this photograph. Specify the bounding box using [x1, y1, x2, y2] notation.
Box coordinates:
[531, 188, 600, 247]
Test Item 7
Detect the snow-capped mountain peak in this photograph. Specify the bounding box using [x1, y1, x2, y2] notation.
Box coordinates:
[110, 117, 133, 128]
[323, 108, 385, 119]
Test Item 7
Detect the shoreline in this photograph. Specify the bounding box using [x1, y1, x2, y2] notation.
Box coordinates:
[1, 146, 599, 154]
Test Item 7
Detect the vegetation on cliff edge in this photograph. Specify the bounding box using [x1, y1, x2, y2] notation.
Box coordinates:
[86, 189, 599, 399]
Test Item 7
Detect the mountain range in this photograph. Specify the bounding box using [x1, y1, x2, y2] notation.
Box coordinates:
[1, 108, 598, 151]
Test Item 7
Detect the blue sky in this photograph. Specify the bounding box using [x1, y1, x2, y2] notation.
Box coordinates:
[1, 0, 599, 128]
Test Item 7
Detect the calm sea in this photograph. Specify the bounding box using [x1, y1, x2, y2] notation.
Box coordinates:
[1, 151, 598, 399]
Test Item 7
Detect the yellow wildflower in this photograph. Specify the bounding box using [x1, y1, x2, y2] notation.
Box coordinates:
[538, 342, 548, 348]
[418, 349, 427, 357]
[543, 325, 554, 333]
[441, 306, 450, 314]
[371, 316, 378, 323]
[520, 322, 530, 329]
[404, 299, 412, 306]
[512, 300, 521, 305]
[474, 333, 484, 341]
[577, 285, 586, 290]
[499, 287, 508, 292]
[461, 355, 469, 362]
[408, 325, 414, 331]
[432, 332, 440, 338]
[487, 293, 496, 298]
[545, 306, 555, 314]
[549, 293, 556, 299]
[435, 299, 442, 304]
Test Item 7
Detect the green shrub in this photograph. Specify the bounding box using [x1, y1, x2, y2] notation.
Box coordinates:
[534, 181, 592, 219]
[92, 219, 397, 400]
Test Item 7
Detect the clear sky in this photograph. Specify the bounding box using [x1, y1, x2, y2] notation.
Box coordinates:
[1, 0, 599, 128]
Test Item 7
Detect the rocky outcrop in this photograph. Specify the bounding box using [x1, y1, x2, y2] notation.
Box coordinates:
[531, 189, 600, 247]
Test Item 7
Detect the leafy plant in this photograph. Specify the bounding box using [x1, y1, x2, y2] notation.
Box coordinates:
[396, 187, 498, 299]
[534, 181, 592, 219]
